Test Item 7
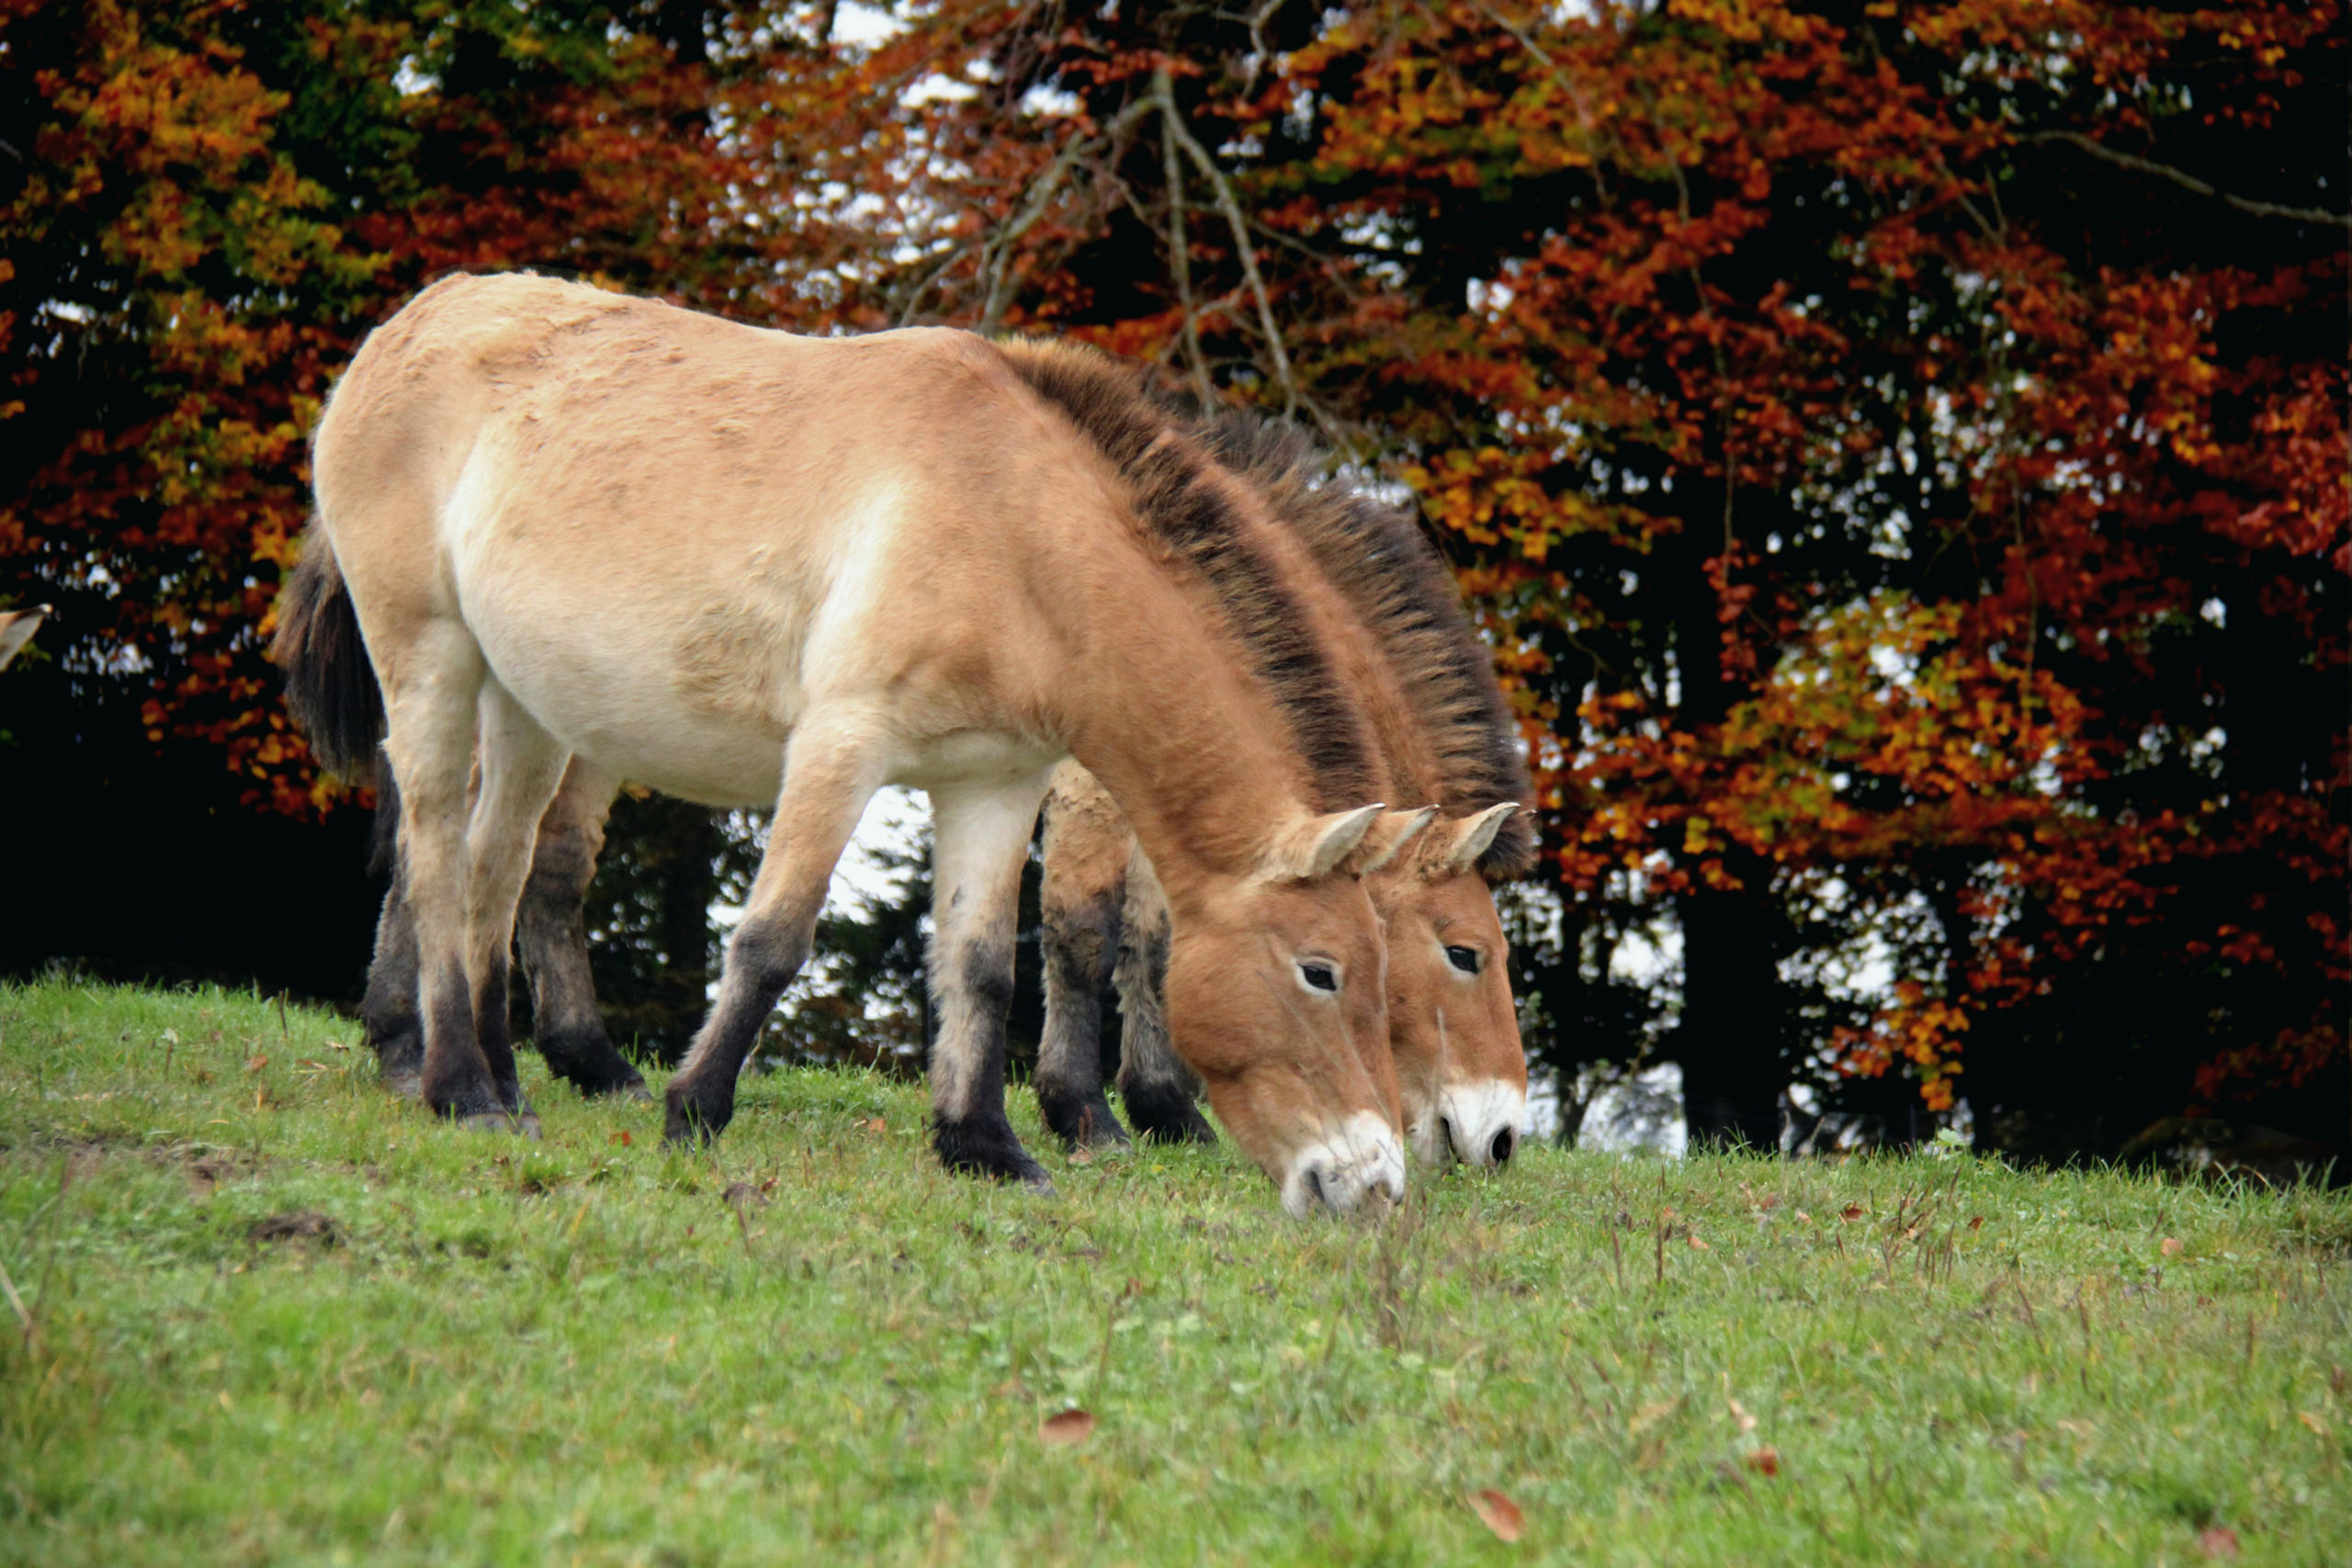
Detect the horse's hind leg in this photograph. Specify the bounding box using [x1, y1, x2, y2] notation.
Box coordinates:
[362, 861, 424, 1100]
[514, 760, 648, 1100]
[1114, 850, 1216, 1145]
[928, 768, 1056, 1186]
[1035, 763, 1132, 1152]
[376, 620, 512, 1125]
[457, 682, 571, 1127]
[664, 711, 881, 1145]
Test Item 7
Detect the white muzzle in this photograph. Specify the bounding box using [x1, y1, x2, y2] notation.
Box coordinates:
[1279, 1113, 1408, 1219]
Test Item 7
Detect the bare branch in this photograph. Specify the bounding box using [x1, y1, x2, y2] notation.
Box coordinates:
[1156, 68, 1216, 403]
[1153, 73, 1300, 416]
[2027, 130, 2351, 230]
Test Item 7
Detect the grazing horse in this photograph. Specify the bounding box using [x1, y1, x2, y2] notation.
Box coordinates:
[1032, 406, 1539, 1171]
[279, 272, 1426, 1216]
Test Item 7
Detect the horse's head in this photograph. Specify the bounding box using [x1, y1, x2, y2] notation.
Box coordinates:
[1160, 804, 1427, 1218]
[1374, 804, 1529, 1170]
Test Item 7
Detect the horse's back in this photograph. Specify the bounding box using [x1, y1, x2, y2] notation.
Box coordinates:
[312, 275, 1103, 804]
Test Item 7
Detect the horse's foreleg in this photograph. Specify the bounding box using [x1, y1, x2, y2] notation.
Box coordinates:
[928, 769, 1057, 1185]
[514, 760, 647, 1100]
[1114, 849, 1216, 1145]
[1035, 766, 1133, 1151]
[664, 715, 880, 1145]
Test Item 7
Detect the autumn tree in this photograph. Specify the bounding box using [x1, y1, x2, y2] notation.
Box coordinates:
[873, 0, 2347, 1146]
[0, 0, 883, 994]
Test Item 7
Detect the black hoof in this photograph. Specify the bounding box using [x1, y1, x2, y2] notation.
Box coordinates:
[1123, 1079, 1216, 1145]
[663, 1083, 729, 1147]
[537, 1030, 650, 1100]
[374, 1031, 425, 1102]
[934, 1116, 1053, 1187]
[1038, 1084, 1134, 1153]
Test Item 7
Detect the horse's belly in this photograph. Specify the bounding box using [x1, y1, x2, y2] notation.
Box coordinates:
[450, 532, 801, 807]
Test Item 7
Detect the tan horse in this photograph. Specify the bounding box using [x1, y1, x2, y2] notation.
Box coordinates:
[1032, 407, 1538, 1171]
[283, 273, 1428, 1216]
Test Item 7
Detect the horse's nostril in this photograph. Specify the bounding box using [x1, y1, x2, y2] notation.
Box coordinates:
[1439, 1116, 1458, 1161]
[1491, 1127, 1516, 1165]
[1303, 1166, 1328, 1211]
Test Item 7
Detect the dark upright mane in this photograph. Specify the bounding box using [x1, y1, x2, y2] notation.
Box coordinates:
[1188, 412, 1539, 879]
[994, 342, 1384, 815]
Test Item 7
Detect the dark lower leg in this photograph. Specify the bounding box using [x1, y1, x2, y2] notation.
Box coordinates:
[418, 953, 506, 1121]
[931, 919, 1050, 1184]
[1035, 886, 1130, 1151]
[473, 947, 526, 1113]
[1114, 881, 1215, 1145]
[662, 910, 809, 1144]
[361, 869, 424, 1099]
[515, 774, 644, 1097]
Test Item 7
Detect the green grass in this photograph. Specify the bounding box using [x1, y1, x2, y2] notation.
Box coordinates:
[0, 979, 2345, 1566]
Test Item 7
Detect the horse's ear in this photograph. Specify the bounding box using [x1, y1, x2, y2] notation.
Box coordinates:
[1259, 804, 1386, 883]
[1342, 806, 1439, 876]
[1437, 803, 1519, 876]
[0, 606, 49, 673]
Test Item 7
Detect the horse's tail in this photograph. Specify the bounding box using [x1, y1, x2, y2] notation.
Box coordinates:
[272, 521, 385, 782]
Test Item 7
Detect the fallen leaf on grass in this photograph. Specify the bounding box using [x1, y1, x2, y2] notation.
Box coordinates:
[1968, 1214, 1984, 1231]
[1688, 1235, 1710, 1251]
[721, 1182, 769, 1211]
[1467, 1489, 1523, 1542]
[1745, 1447, 1781, 1477]
[1039, 1409, 1095, 1447]
[612, 1131, 632, 1147]
[2161, 1237, 2183, 1257]
[863, 1117, 888, 1134]
[1840, 1203, 1864, 1221]
[2198, 1526, 2239, 1558]
[2299, 1411, 2328, 1436]
[243, 1055, 268, 1074]
[1728, 1398, 1757, 1434]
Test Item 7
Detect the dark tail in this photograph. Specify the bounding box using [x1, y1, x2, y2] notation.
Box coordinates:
[272, 522, 385, 781]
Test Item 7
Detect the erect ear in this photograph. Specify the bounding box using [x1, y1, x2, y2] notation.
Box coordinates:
[1343, 806, 1440, 877]
[1258, 803, 1386, 883]
[1438, 803, 1520, 876]
[0, 606, 49, 672]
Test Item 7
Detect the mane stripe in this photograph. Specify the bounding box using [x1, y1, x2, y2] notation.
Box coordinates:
[996, 345, 1385, 816]
[1192, 412, 1540, 878]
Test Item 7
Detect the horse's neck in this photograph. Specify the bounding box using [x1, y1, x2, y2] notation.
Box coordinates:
[1042, 570, 1328, 897]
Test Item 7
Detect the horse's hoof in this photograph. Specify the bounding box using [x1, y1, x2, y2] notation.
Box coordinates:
[381, 1069, 424, 1103]
[457, 1110, 527, 1135]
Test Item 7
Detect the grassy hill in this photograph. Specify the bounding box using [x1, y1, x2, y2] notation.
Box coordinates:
[0, 979, 2344, 1565]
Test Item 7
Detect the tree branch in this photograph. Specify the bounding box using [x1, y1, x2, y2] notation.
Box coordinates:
[1153, 73, 1301, 416]
[2027, 130, 2351, 230]
[1156, 67, 1216, 403]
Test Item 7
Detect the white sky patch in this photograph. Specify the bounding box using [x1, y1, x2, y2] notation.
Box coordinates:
[829, 1, 901, 48]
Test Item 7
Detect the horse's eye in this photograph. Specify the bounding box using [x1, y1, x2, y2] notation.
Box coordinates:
[1445, 945, 1481, 975]
[1299, 962, 1339, 993]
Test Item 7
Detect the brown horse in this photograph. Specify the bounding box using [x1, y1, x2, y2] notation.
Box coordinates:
[280, 273, 1427, 1216]
[1032, 406, 1538, 1171]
